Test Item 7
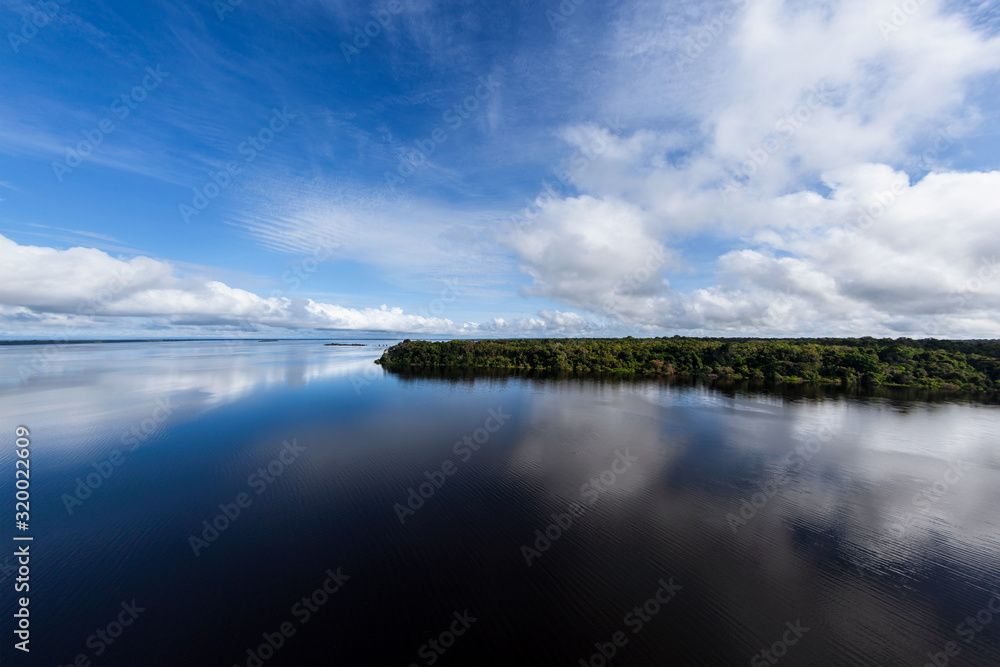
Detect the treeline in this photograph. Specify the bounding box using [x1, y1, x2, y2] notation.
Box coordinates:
[374, 337, 1000, 391]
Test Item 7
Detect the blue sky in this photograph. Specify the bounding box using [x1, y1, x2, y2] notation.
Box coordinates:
[1, 0, 999, 338]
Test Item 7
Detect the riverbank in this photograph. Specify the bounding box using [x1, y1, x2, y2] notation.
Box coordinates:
[374, 337, 1000, 392]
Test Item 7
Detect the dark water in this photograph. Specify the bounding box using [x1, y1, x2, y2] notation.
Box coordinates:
[1, 341, 999, 666]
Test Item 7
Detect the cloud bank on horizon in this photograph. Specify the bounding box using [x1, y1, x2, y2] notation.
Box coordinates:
[1, 0, 999, 339]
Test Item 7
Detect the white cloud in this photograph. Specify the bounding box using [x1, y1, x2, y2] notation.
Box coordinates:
[504, 194, 674, 309]
[0, 233, 457, 333]
[0, 234, 602, 336]
[494, 0, 1000, 337]
[229, 185, 517, 291]
[502, 160, 1000, 336]
[4, 1, 999, 340]
[0, 234, 174, 311]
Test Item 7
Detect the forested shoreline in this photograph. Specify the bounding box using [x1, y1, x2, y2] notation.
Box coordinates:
[375, 337, 1000, 391]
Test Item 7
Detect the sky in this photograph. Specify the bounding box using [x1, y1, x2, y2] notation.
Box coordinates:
[1, 0, 999, 339]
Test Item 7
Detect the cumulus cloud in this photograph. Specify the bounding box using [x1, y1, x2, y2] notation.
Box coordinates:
[504, 194, 675, 310]
[0, 234, 601, 336]
[5, 0, 998, 340]
[504, 162, 1000, 336]
[497, 0, 1000, 337]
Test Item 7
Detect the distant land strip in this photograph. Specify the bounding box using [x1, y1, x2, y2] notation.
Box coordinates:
[0, 339, 208, 345]
[374, 337, 1000, 391]
[0, 339, 360, 345]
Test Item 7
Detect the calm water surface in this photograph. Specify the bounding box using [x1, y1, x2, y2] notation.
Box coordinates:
[0, 341, 998, 666]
